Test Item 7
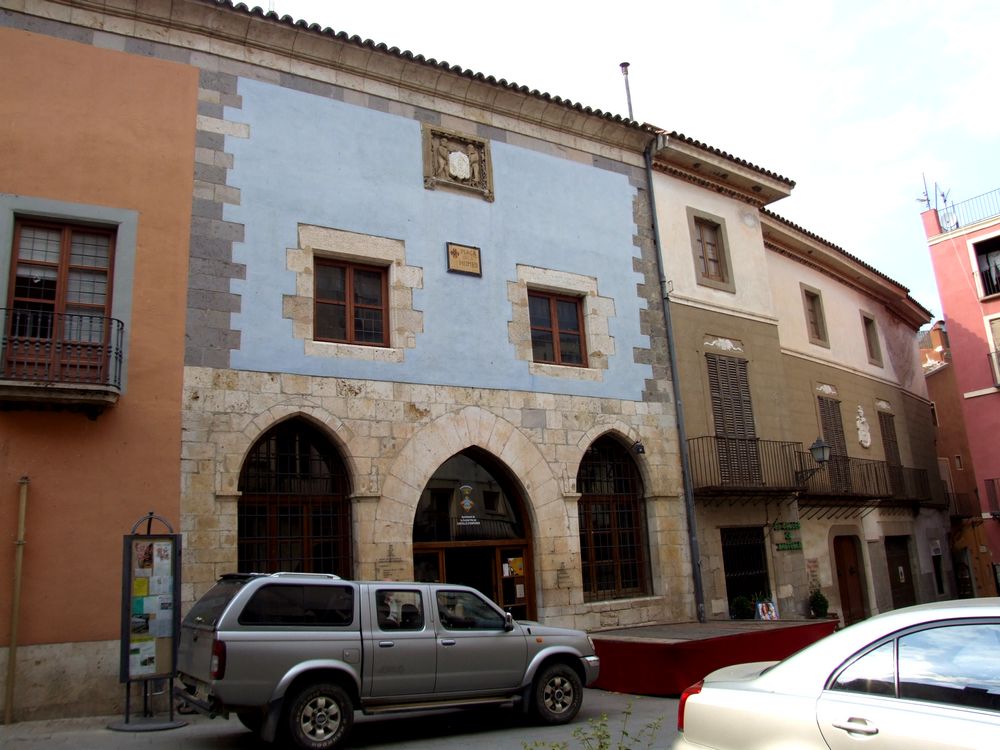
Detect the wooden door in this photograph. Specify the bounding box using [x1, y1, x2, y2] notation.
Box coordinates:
[834, 535, 867, 624]
[885, 535, 917, 609]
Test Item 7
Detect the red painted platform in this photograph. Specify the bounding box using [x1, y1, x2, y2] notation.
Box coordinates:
[592, 618, 839, 695]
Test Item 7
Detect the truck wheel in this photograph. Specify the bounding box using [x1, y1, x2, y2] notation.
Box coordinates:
[532, 663, 583, 725]
[286, 682, 354, 750]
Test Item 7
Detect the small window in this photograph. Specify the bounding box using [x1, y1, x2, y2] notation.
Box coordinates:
[528, 291, 587, 367]
[436, 589, 505, 630]
[899, 624, 1000, 710]
[801, 284, 829, 347]
[955, 455, 964, 471]
[376, 589, 424, 631]
[861, 312, 882, 366]
[973, 235, 1000, 298]
[239, 584, 355, 626]
[687, 209, 734, 293]
[314, 258, 388, 346]
[830, 641, 895, 696]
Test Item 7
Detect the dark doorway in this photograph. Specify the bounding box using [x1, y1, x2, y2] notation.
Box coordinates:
[834, 535, 868, 624]
[721, 526, 770, 607]
[885, 535, 917, 609]
[413, 449, 533, 619]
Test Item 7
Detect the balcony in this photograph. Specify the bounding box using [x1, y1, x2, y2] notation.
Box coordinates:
[687, 436, 802, 502]
[1, 308, 125, 415]
[986, 478, 1000, 516]
[948, 492, 981, 520]
[940, 188, 1000, 231]
[796, 452, 931, 518]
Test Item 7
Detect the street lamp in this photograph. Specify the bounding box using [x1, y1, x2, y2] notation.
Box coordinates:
[796, 437, 831, 483]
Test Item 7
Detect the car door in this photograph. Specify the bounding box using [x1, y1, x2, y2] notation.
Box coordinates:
[432, 587, 527, 694]
[817, 620, 1000, 750]
[367, 586, 437, 697]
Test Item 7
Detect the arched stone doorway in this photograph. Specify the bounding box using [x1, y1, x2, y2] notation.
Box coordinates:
[412, 447, 535, 619]
[237, 417, 353, 576]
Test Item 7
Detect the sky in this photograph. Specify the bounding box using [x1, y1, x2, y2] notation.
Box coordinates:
[270, 0, 1000, 321]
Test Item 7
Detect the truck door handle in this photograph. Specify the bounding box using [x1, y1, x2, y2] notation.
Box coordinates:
[833, 718, 879, 736]
[440, 639, 456, 646]
[378, 641, 394, 648]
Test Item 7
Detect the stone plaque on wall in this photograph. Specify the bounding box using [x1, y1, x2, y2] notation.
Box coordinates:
[422, 125, 494, 201]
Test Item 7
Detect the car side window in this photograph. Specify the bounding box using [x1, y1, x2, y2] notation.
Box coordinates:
[898, 623, 1000, 711]
[830, 641, 895, 697]
[239, 584, 354, 626]
[436, 590, 504, 630]
[376, 589, 424, 631]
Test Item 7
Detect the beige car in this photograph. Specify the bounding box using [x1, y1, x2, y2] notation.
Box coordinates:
[674, 598, 1000, 750]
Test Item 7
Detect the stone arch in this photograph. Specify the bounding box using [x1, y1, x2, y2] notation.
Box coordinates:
[217, 401, 359, 497]
[573, 421, 651, 492]
[358, 406, 563, 580]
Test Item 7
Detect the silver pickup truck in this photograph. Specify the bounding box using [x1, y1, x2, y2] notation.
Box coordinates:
[176, 572, 600, 749]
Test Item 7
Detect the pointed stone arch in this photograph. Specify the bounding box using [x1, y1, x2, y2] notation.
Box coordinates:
[356, 405, 564, 580]
[573, 420, 651, 492]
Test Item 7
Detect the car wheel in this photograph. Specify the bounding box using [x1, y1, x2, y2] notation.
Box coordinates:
[286, 682, 354, 750]
[532, 663, 583, 725]
[236, 709, 263, 734]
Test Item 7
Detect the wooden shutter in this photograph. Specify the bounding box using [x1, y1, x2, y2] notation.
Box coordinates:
[707, 354, 760, 485]
[878, 411, 903, 497]
[818, 396, 850, 493]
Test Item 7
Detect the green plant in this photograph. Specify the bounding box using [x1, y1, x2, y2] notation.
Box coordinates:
[809, 588, 829, 618]
[730, 595, 754, 620]
[523, 703, 665, 750]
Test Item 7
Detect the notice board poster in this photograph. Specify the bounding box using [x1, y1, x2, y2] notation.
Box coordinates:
[120, 534, 180, 682]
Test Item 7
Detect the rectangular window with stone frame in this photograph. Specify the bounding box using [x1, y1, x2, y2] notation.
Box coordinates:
[801, 283, 829, 347]
[861, 311, 883, 367]
[687, 208, 735, 293]
[528, 290, 587, 367]
[314, 258, 388, 346]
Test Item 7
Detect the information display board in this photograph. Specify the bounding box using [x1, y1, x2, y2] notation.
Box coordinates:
[119, 534, 181, 682]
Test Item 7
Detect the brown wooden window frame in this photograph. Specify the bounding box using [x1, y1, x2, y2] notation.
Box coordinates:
[861, 312, 883, 366]
[687, 208, 735, 293]
[313, 257, 389, 347]
[801, 283, 829, 347]
[528, 289, 588, 367]
[5, 217, 116, 381]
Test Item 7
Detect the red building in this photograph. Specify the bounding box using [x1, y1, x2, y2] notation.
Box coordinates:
[923, 190, 1000, 589]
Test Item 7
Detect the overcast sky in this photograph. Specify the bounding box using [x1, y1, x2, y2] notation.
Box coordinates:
[271, 0, 999, 320]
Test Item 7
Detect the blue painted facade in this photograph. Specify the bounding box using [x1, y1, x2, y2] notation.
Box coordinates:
[226, 80, 651, 400]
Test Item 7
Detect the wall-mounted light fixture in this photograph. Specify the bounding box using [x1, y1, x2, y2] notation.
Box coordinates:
[796, 437, 831, 483]
[632, 441, 646, 455]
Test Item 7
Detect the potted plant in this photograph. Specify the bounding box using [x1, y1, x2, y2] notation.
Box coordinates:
[730, 595, 754, 620]
[809, 588, 829, 618]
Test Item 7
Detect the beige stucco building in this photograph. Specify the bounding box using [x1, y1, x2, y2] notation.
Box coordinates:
[650, 134, 953, 624]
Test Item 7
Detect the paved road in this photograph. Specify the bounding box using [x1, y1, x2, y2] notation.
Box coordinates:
[1, 689, 679, 749]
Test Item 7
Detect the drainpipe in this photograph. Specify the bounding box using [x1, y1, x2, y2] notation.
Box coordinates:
[644, 139, 706, 623]
[5, 476, 29, 724]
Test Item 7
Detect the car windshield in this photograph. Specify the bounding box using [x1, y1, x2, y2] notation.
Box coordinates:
[183, 577, 249, 627]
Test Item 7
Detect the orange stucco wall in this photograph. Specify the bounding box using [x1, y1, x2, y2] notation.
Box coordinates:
[0, 29, 197, 645]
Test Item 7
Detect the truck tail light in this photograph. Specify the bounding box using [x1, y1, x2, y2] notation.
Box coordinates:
[677, 680, 703, 732]
[210, 640, 226, 680]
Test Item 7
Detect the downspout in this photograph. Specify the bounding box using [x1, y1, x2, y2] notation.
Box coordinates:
[644, 138, 706, 623]
[5, 476, 29, 724]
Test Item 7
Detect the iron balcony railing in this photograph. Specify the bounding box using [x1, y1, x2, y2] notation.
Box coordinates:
[1, 308, 124, 390]
[796, 452, 931, 502]
[940, 188, 1000, 231]
[687, 436, 802, 490]
[948, 492, 981, 519]
[986, 478, 1000, 514]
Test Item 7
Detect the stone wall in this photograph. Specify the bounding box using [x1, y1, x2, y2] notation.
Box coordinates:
[181, 367, 695, 629]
